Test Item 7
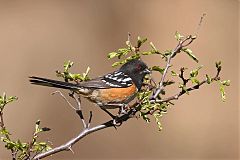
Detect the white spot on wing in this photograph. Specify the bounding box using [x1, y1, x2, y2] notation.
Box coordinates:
[122, 77, 132, 82]
[110, 77, 118, 81]
[105, 82, 121, 87]
[114, 71, 123, 76]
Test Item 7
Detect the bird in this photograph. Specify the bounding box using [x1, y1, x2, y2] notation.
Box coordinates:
[29, 59, 150, 118]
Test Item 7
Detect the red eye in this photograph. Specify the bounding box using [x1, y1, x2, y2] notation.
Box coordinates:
[137, 64, 141, 70]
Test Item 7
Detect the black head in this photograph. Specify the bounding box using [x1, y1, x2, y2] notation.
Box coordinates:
[119, 59, 150, 90]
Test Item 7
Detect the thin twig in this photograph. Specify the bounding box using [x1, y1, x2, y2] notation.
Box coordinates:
[0, 111, 17, 160]
[76, 110, 87, 129]
[152, 35, 196, 99]
[53, 91, 88, 129]
[32, 29, 219, 159]
[71, 93, 87, 128]
[195, 13, 206, 36]
[72, 93, 82, 111]
[33, 123, 110, 159]
[33, 103, 139, 159]
[87, 111, 93, 128]
[68, 147, 74, 154]
[179, 67, 189, 85]
[148, 71, 221, 114]
[52, 91, 76, 110]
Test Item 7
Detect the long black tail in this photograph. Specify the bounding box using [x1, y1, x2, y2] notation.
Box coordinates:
[29, 76, 80, 90]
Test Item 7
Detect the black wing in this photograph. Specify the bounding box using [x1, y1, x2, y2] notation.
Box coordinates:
[29, 71, 133, 90]
[79, 71, 133, 89]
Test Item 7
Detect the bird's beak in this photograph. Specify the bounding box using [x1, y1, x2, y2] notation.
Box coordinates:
[142, 68, 151, 74]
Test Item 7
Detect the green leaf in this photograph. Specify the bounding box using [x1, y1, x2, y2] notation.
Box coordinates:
[219, 80, 230, 102]
[190, 78, 200, 85]
[64, 61, 74, 72]
[150, 42, 157, 51]
[0, 129, 10, 136]
[190, 66, 202, 85]
[163, 80, 175, 86]
[190, 65, 202, 78]
[0, 93, 17, 111]
[70, 74, 82, 80]
[175, 31, 184, 41]
[33, 142, 52, 152]
[153, 112, 162, 131]
[220, 83, 226, 102]
[164, 50, 172, 56]
[109, 48, 131, 60]
[206, 74, 211, 84]
[1, 137, 16, 150]
[221, 80, 230, 86]
[171, 71, 178, 76]
[182, 48, 199, 63]
[57, 61, 91, 82]
[126, 40, 131, 47]
[16, 139, 26, 151]
[119, 48, 130, 58]
[6, 96, 18, 103]
[141, 113, 150, 123]
[215, 61, 222, 72]
[215, 61, 221, 68]
[111, 54, 140, 67]
[151, 66, 164, 74]
[112, 61, 122, 67]
[35, 120, 41, 134]
[137, 36, 147, 48]
[82, 67, 91, 81]
[2, 93, 6, 103]
[107, 52, 118, 59]
[179, 84, 189, 94]
[127, 53, 140, 60]
[141, 51, 153, 55]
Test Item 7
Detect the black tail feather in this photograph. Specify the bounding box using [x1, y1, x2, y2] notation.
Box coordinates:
[29, 76, 79, 90]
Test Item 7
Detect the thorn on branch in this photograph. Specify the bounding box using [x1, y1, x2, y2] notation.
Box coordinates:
[76, 110, 84, 120]
[179, 67, 189, 85]
[76, 109, 87, 129]
[87, 111, 93, 128]
[68, 146, 74, 154]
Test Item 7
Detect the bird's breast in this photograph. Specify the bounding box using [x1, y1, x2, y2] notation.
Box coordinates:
[87, 84, 137, 105]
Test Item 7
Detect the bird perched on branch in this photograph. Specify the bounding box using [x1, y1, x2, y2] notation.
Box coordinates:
[29, 59, 150, 118]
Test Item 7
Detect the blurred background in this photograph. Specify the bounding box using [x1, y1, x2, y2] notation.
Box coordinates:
[0, 0, 239, 159]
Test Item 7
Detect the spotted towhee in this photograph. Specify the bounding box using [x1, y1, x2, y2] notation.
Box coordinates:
[29, 59, 150, 117]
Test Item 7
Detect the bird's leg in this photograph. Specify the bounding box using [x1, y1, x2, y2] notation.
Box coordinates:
[118, 104, 128, 115]
[101, 108, 116, 119]
[100, 108, 122, 128]
[100, 104, 126, 127]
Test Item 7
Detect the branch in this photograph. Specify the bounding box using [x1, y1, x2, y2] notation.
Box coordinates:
[0, 111, 17, 160]
[33, 124, 108, 159]
[33, 58, 220, 160]
[152, 35, 196, 99]
[148, 69, 221, 114]
[32, 32, 221, 159]
[33, 106, 138, 159]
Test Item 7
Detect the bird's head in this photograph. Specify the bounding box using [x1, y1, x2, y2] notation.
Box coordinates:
[119, 59, 150, 89]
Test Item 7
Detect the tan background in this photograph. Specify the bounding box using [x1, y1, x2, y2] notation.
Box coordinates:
[0, 0, 239, 159]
